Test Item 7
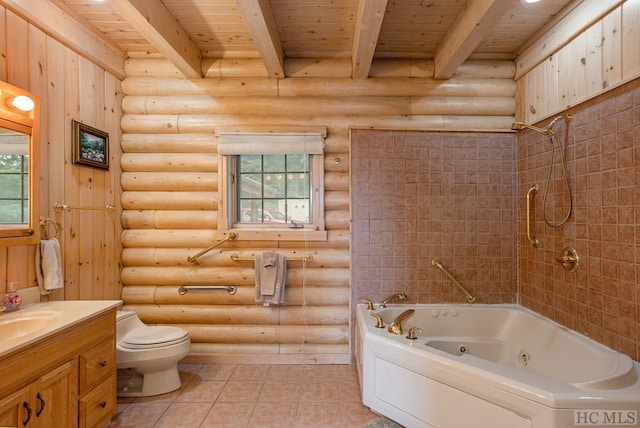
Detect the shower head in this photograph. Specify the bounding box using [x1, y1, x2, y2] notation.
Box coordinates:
[511, 121, 525, 131]
[511, 114, 571, 135]
[511, 121, 547, 134]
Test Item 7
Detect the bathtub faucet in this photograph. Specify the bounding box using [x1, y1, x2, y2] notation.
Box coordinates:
[379, 293, 408, 308]
[387, 309, 415, 335]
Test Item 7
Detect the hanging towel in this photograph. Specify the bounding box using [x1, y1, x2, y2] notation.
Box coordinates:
[255, 252, 286, 306]
[36, 238, 64, 295]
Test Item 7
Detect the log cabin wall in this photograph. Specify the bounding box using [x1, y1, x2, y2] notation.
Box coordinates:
[515, 0, 640, 360]
[0, 4, 123, 301]
[120, 57, 516, 364]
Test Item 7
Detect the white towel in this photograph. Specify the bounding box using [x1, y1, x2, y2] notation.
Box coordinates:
[255, 252, 286, 306]
[36, 238, 64, 295]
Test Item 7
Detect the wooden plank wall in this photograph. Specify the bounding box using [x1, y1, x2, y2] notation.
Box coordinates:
[0, 5, 123, 301]
[120, 57, 516, 364]
[516, 0, 640, 124]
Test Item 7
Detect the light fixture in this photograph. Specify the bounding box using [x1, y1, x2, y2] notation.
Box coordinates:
[524, 0, 541, 3]
[9, 95, 35, 112]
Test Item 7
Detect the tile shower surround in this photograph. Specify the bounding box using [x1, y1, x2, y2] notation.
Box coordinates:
[351, 130, 518, 306]
[352, 77, 640, 362]
[518, 77, 640, 361]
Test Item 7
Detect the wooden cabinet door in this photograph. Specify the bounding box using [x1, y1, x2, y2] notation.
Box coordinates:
[0, 385, 31, 427]
[32, 360, 77, 428]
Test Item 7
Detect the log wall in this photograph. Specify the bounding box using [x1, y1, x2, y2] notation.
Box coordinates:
[0, 3, 123, 301]
[120, 57, 517, 364]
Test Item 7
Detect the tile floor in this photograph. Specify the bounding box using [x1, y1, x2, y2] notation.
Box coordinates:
[109, 364, 381, 427]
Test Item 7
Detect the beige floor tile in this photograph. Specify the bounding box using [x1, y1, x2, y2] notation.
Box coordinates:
[302, 364, 344, 382]
[198, 364, 237, 381]
[230, 364, 271, 381]
[200, 402, 255, 428]
[247, 401, 298, 427]
[108, 402, 170, 428]
[299, 381, 341, 402]
[108, 364, 378, 428]
[257, 380, 302, 402]
[265, 364, 307, 381]
[295, 401, 344, 427]
[152, 402, 212, 428]
[217, 380, 264, 402]
[175, 379, 226, 403]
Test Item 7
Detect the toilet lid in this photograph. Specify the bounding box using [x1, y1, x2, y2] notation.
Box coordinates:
[121, 326, 189, 349]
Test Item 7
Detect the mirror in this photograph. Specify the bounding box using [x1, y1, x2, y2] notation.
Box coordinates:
[0, 80, 40, 246]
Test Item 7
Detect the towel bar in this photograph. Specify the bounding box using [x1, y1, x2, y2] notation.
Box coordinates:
[178, 285, 237, 295]
[231, 253, 313, 262]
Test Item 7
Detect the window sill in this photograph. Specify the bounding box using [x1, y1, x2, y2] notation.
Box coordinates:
[229, 228, 327, 241]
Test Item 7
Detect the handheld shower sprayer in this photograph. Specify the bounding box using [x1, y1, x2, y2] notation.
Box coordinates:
[512, 114, 573, 228]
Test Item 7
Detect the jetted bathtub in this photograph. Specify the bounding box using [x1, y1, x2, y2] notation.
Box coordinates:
[356, 304, 640, 428]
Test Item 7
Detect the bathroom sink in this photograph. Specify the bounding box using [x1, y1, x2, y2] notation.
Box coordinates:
[0, 311, 59, 340]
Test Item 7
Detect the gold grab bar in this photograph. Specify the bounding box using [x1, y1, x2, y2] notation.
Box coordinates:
[178, 285, 237, 295]
[187, 232, 238, 264]
[431, 259, 477, 303]
[54, 202, 116, 212]
[526, 184, 539, 248]
[231, 253, 313, 262]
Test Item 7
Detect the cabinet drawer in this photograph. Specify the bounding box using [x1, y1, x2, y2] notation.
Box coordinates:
[79, 375, 115, 428]
[79, 339, 115, 395]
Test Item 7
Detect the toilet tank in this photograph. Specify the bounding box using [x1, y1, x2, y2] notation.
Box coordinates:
[116, 311, 146, 342]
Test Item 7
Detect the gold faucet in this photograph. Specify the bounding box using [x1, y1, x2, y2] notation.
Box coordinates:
[369, 312, 384, 328]
[387, 309, 415, 335]
[359, 298, 374, 311]
[379, 293, 407, 308]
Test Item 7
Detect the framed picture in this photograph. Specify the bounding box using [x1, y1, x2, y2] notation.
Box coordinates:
[72, 120, 109, 170]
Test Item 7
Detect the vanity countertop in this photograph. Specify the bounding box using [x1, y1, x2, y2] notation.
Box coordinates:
[0, 300, 121, 358]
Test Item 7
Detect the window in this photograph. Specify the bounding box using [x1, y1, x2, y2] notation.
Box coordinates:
[236, 154, 310, 224]
[0, 133, 29, 224]
[217, 128, 327, 241]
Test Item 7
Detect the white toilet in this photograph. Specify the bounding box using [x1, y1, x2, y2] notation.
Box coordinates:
[116, 311, 191, 397]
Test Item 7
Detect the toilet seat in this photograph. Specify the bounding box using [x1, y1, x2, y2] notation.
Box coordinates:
[120, 326, 189, 350]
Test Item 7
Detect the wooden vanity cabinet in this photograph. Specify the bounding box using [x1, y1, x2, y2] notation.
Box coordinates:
[0, 308, 117, 428]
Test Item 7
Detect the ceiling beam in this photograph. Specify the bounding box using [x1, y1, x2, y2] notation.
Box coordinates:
[3, 0, 125, 79]
[237, 0, 285, 79]
[106, 0, 202, 78]
[352, 0, 388, 79]
[433, 0, 512, 79]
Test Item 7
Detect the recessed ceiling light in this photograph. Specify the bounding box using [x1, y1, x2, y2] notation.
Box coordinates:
[524, 0, 541, 3]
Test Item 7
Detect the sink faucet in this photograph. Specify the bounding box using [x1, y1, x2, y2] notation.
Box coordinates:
[379, 293, 407, 308]
[387, 309, 415, 335]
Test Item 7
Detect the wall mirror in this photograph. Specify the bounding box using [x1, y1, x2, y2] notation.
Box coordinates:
[0, 80, 40, 246]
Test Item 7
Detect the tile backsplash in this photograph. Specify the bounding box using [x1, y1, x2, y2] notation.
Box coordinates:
[351, 130, 518, 306]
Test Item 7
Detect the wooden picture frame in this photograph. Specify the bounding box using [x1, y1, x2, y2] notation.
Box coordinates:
[72, 120, 109, 170]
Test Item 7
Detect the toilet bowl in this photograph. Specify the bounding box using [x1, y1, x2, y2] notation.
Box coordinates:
[116, 311, 191, 397]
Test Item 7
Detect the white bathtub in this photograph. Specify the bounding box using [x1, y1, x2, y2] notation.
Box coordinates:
[356, 304, 640, 428]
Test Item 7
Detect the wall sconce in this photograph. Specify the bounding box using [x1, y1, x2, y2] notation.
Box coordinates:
[9, 95, 35, 112]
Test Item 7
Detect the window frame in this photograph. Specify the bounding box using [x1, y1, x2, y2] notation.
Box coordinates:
[217, 127, 327, 241]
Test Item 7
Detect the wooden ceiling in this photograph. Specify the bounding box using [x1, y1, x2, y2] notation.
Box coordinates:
[53, 0, 577, 78]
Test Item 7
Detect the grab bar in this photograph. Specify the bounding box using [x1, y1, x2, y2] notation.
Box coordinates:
[431, 259, 477, 303]
[526, 184, 539, 248]
[187, 232, 238, 264]
[231, 253, 313, 262]
[178, 285, 237, 295]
